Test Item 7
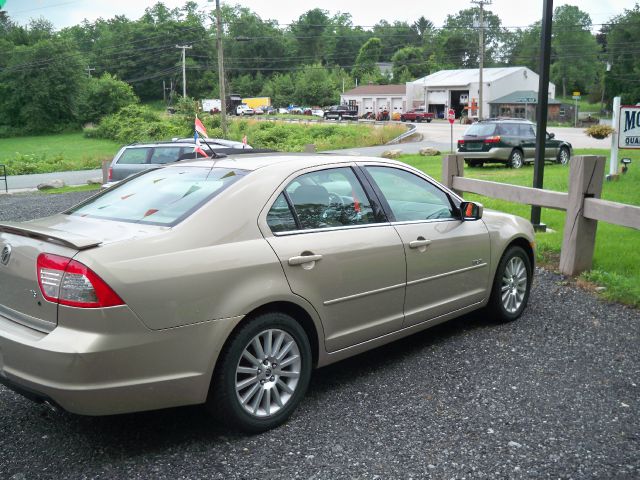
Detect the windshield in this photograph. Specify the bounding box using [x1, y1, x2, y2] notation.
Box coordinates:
[67, 167, 248, 226]
[463, 123, 497, 137]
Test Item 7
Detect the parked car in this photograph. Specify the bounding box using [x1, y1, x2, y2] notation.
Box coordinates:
[324, 105, 358, 121]
[0, 154, 534, 432]
[277, 107, 288, 114]
[457, 118, 573, 168]
[254, 107, 264, 115]
[311, 109, 325, 118]
[105, 139, 252, 184]
[236, 104, 254, 116]
[288, 106, 304, 115]
[400, 108, 434, 123]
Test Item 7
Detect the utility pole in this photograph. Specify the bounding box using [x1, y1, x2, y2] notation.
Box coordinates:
[472, 0, 491, 120]
[176, 44, 192, 98]
[214, 0, 228, 136]
[85, 66, 95, 78]
[531, 0, 554, 231]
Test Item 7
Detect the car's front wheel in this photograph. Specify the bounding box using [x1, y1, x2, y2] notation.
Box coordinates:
[486, 245, 532, 322]
[557, 146, 570, 165]
[508, 149, 524, 169]
[207, 312, 312, 433]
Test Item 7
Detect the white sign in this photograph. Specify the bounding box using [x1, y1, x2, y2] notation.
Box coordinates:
[202, 98, 221, 112]
[619, 105, 640, 149]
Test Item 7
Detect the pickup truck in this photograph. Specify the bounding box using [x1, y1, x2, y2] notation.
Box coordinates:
[324, 105, 358, 121]
[400, 109, 434, 123]
[236, 104, 254, 116]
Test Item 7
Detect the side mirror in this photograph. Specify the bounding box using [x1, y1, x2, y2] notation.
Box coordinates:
[547, 132, 555, 139]
[460, 201, 483, 221]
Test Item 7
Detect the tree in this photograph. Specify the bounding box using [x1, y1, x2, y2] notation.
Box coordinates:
[260, 73, 296, 107]
[603, 5, 640, 104]
[78, 73, 139, 124]
[391, 46, 427, 80]
[0, 38, 86, 133]
[289, 9, 332, 64]
[293, 64, 339, 106]
[550, 5, 600, 98]
[353, 37, 382, 79]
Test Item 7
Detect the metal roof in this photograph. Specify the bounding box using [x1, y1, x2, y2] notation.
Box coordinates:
[489, 90, 561, 105]
[411, 67, 535, 87]
[342, 84, 406, 96]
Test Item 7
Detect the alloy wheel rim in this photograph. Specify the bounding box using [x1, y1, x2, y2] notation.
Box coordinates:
[500, 256, 528, 314]
[235, 329, 302, 418]
[512, 153, 523, 168]
[560, 149, 569, 164]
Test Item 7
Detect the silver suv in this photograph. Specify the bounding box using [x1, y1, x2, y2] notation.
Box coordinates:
[106, 139, 251, 183]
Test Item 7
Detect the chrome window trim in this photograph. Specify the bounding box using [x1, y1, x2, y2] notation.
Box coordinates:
[272, 221, 392, 237]
[390, 218, 460, 227]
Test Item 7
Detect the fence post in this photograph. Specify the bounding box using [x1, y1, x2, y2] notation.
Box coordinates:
[101, 159, 110, 184]
[559, 155, 605, 276]
[442, 154, 464, 196]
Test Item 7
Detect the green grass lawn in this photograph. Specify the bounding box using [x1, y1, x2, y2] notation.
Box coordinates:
[0, 133, 121, 175]
[402, 148, 640, 307]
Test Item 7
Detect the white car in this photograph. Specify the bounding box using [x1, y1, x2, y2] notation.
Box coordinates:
[312, 109, 325, 118]
[236, 104, 254, 116]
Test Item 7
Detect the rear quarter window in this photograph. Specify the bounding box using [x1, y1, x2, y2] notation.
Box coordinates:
[464, 124, 496, 137]
[117, 148, 149, 165]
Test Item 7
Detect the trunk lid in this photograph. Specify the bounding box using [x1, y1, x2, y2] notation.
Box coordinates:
[0, 215, 168, 332]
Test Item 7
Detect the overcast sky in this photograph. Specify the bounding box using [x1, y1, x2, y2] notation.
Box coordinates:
[3, 0, 634, 30]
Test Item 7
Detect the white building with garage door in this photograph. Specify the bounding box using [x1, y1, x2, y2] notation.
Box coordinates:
[340, 84, 407, 116]
[405, 67, 555, 120]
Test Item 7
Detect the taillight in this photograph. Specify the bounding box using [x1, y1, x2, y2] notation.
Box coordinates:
[457, 139, 465, 145]
[108, 167, 113, 181]
[37, 253, 124, 308]
[484, 135, 501, 144]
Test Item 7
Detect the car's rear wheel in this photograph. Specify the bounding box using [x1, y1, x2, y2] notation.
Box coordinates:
[557, 146, 570, 165]
[509, 149, 524, 169]
[486, 245, 532, 323]
[207, 312, 312, 433]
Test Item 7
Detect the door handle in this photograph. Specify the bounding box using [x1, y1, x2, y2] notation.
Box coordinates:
[288, 254, 323, 266]
[409, 238, 432, 249]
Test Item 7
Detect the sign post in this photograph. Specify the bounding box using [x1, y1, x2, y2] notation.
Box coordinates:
[610, 96, 621, 177]
[572, 91, 581, 127]
[448, 108, 456, 153]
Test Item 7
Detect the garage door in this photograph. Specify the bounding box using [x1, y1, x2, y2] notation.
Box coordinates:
[391, 97, 404, 113]
[362, 97, 373, 113]
[377, 98, 389, 111]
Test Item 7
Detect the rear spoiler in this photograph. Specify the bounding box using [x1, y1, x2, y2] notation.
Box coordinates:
[0, 222, 101, 250]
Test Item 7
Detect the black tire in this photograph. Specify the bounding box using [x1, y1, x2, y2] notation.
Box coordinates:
[426, 119, 432, 123]
[508, 149, 524, 169]
[416, 117, 422, 123]
[557, 146, 570, 165]
[486, 245, 532, 323]
[207, 311, 312, 433]
[400, 117, 406, 122]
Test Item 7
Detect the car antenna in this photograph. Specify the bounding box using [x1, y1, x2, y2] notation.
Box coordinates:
[199, 136, 220, 159]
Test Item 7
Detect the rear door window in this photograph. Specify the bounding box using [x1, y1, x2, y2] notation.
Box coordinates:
[150, 147, 185, 165]
[117, 148, 149, 165]
[281, 167, 377, 231]
[498, 123, 520, 136]
[518, 124, 536, 138]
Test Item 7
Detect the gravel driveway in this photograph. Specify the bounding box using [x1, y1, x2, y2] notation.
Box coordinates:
[0, 192, 638, 479]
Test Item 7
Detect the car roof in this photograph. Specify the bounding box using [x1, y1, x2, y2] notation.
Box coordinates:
[168, 153, 401, 172]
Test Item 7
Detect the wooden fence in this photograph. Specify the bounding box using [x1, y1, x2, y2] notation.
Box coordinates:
[442, 154, 640, 276]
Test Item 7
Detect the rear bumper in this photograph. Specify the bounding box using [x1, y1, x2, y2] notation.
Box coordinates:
[0, 305, 243, 415]
[458, 147, 512, 161]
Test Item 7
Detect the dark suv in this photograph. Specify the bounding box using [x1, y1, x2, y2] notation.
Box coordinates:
[457, 119, 572, 168]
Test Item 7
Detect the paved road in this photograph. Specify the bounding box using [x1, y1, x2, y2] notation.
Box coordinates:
[0, 192, 638, 479]
[0, 122, 611, 192]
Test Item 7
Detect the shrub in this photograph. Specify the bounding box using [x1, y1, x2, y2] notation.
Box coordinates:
[77, 73, 139, 124]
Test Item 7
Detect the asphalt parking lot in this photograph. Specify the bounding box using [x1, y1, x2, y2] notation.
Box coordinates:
[0, 192, 638, 479]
